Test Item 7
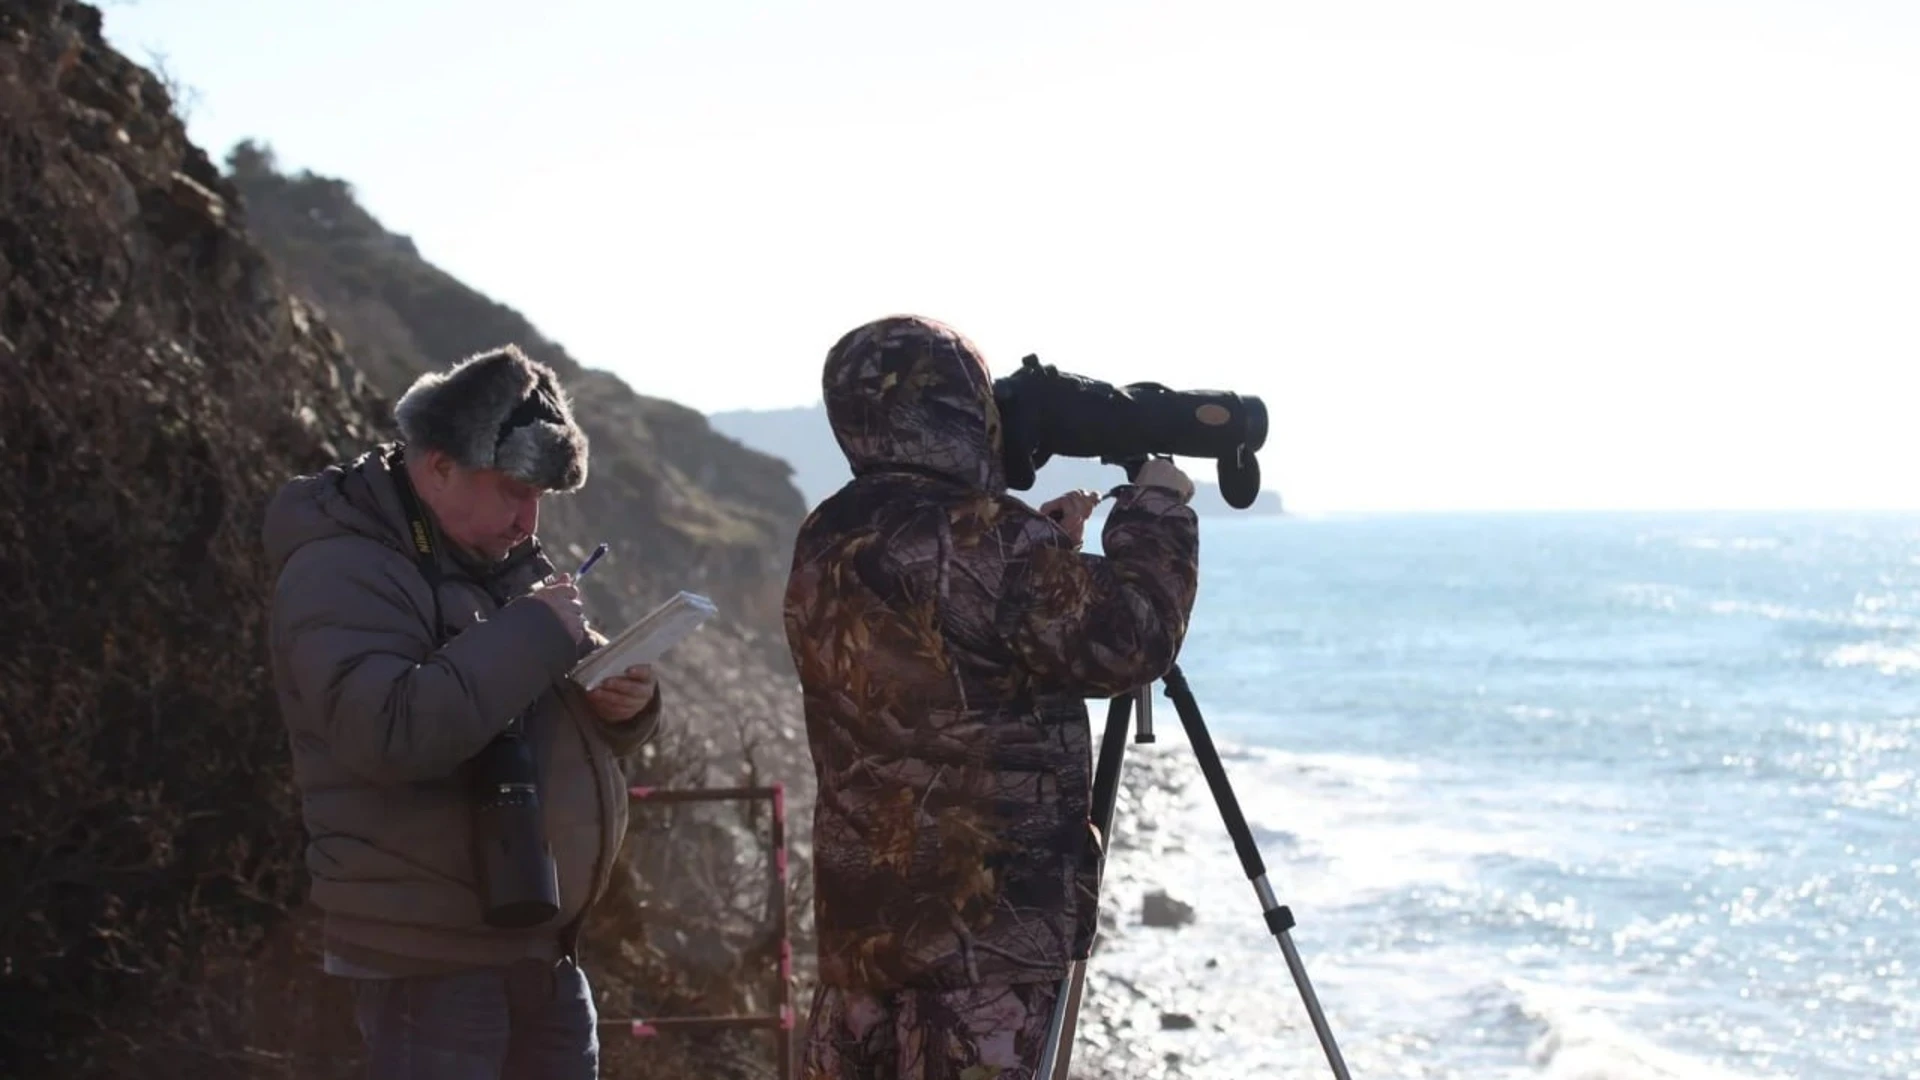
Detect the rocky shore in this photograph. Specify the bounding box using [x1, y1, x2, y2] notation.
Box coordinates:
[1065, 731, 1330, 1080]
[1067, 737, 1219, 1080]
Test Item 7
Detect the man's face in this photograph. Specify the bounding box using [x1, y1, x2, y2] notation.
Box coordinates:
[418, 450, 544, 563]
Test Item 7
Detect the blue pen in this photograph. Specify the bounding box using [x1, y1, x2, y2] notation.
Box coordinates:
[575, 542, 609, 579]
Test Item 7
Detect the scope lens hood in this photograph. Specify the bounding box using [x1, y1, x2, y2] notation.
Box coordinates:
[1241, 396, 1269, 453]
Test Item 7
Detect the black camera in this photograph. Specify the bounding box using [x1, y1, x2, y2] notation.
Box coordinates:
[993, 354, 1270, 508]
[469, 715, 561, 928]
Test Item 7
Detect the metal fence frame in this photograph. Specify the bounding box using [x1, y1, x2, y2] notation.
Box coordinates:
[599, 783, 793, 1080]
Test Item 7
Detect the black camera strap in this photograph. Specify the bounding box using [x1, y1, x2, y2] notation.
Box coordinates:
[385, 444, 450, 648]
[386, 445, 582, 954]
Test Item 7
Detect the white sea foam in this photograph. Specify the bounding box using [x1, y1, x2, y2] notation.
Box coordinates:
[1824, 640, 1920, 674]
[1705, 598, 1919, 632]
[1512, 980, 1775, 1080]
[1613, 584, 1920, 633]
[1678, 537, 1784, 553]
[1080, 736, 1782, 1080]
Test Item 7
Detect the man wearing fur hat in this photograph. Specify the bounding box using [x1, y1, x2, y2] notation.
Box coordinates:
[263, 344, 660, 1079]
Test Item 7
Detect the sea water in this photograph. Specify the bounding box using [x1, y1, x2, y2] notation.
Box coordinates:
[1081, 511, 1917, 1079]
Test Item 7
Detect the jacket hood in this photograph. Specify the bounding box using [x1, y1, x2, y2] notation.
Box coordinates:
[821, 315, 1005, 493]
[262, 446, 414, 580]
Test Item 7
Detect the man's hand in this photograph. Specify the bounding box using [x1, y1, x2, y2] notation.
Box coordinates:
[530, 573, 585, 644]
[1039, 488, 1103, 546]
[586, 664, 657, 723]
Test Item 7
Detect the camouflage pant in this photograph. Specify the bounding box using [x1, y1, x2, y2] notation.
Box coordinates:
[801, 981, 1062, 1080]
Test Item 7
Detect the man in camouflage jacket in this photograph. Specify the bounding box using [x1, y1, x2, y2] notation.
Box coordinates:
[784, 315, 1201, 1078]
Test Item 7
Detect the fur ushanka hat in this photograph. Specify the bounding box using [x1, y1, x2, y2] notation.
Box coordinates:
[393, 344, 589, 492]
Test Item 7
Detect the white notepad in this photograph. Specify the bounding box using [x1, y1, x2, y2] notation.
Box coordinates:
[568, 590, 718, 691]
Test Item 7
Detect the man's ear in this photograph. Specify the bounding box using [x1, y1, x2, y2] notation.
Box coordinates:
[421, 447, 458, 489]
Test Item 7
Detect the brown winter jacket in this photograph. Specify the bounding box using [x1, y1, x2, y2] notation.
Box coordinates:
[784, 316, 1200, 992]
[262, 444, 661, 975]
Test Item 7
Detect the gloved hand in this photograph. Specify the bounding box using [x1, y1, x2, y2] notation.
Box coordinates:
[1134, 458, 1195, 504]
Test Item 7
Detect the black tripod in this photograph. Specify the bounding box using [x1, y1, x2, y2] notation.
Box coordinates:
[1036, 663, 1352, 1080]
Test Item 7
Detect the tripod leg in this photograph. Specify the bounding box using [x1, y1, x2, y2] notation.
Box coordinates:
[1160, 663, 1353, 1080]
[1038, 692, 1134, 1080]
[1048, 967, 1089, 1080]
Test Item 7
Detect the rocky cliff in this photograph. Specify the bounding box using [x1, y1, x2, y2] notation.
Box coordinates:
[223, 139, 806, 638]
[0, 3, 811, 1077]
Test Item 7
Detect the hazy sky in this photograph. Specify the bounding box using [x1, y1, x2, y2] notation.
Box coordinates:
[102, 0, 1918, 513]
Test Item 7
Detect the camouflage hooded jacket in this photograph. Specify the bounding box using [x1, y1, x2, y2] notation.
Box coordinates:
[783, 316, 1200, 992]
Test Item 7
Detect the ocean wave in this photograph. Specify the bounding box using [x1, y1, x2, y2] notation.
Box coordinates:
[1219, 748, 1523, 900]
[1784, 716, 1917, 754]
[1706, 598, 1919, 632]
[1823, 640, 1920, 675]
[1677, 536, 1784, 552]
[1612, 585, 1920, 633]
[1614, 582, 1684, 612]
[1084, 741, 1855, 1080]
[1236, 744, 1426, 784]
[1509, 979, 1772, 1080]
[1829, 768, 1918, 816]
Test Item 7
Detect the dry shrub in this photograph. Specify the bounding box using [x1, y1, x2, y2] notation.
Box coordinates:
[0, 5, 384, 1073]
[588, 713, 815, 1080]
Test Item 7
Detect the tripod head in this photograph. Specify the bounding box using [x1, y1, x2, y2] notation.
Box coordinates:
[1131, 682, 1157, 743]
